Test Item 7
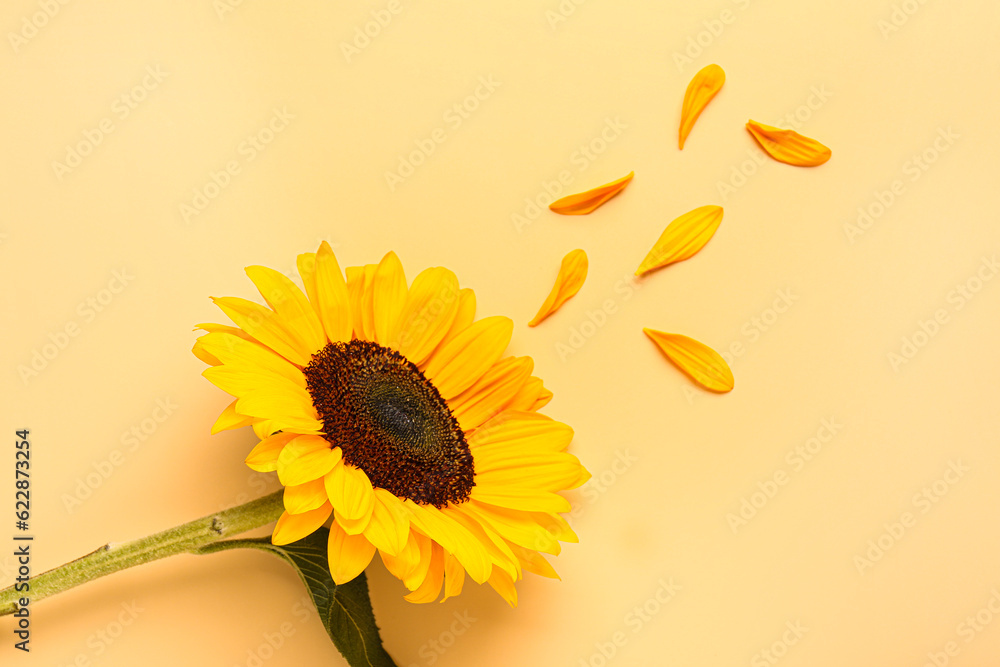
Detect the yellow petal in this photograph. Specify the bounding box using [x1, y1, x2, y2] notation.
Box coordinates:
[405, 501, 492, 584]
[252, 419, 279, 440]
[441, 551, 466, 602]
[548, 172, 634, 215]
[197, 332, 306, 387]
[530, 511, 578, 543]
[380, 530, 423, 582]
[509, 542, 560, 580]
[283, 478, 329, 514]
[395, 267, 460, 364]
[474, 450, 587, 492]
[372, 252, 407, 346]
[211, 400, 254, 434]
[234, 387, 323, 433]
[272, 503, 332, 546]
[441, 506, 520, 581]
[487, 567, 518, 607]
[469, 410, 574, 453]
[314, 241, 353, 344]
[425, 288, 476, 365]
[211, 296, 310, 366]
[245, 432, 298, 472]
[528, 249, 588, 327]
[327, 521, 377, 585]
[296, 251, 320, 314]
[679, 64, 725, 149]
[462, 501, 561, 555]
[362, 488, 411, 556]
[404, 544, 445, 604]
[746, 120, 831, 167]
[506, 376, 552, 412]
[643, 328, 734, 393]
[334, 507, 373, 536]
[350, 264, 379, 341]
[635, 205, 723, 277]
[424, 316, 513, 400]
[276, 436, 342, 485]
[449, 289, 477, 336]
[402, 532, 434, 591]
[194, 322, 257, 341]
[470, 486, 571, 513]
[324, 461, 375, 523]
[245, 265, 327, 357]
[450, 356, 534, 432]
[192, 336, 222, 367]
[202, 365, 305, 403]
[345, 265, 368, 340]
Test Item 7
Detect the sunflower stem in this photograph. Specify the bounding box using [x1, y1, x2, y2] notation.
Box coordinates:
[0, 490, 285, 616]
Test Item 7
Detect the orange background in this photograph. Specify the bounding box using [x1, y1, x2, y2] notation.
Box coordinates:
[4, 1, 1000, 665]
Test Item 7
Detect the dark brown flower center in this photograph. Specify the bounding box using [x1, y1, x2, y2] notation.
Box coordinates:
[302, 340, 474, 507]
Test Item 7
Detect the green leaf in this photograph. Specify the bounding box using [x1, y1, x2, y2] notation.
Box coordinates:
[198, 529, 397, 667]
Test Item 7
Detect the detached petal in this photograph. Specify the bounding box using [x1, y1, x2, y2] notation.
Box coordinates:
[643, 328, 734, 393]
[635, 205, 723, 277]
[528, 249, 588, 327]
[746, 120, 831, 166]
[679, 64, 725, 149]
[548, 172, 634, 215]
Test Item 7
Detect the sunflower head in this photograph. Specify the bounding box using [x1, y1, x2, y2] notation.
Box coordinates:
[193, 243, 590, 605]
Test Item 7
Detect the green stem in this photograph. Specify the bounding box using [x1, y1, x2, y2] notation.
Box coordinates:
[0, 490, 285, 616]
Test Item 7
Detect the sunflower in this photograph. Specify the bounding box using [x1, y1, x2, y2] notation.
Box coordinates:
[192, 243, 590, 606]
